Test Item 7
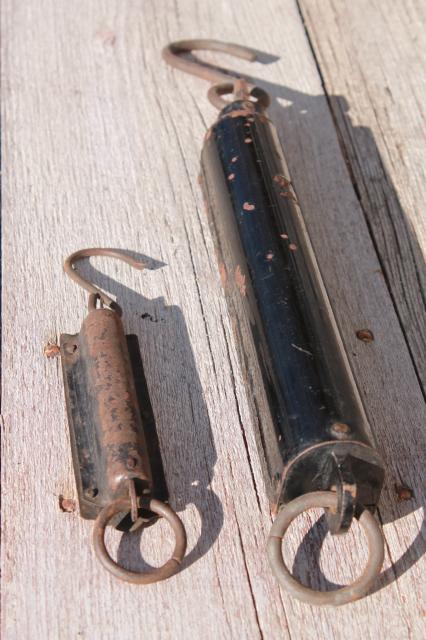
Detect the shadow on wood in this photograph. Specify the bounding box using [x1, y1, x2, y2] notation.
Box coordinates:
[254, 69, 426, 595]
[291, 511, 426, 596]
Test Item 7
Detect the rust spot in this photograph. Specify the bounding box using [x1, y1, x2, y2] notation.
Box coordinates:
[59, 496, 76, 513]
[95, 28, 116, 47]
[330, 422, 351, 437]
[273, 174, 291, 188]
[244, 137, 253, 144]
[44, 342, 60, 358]
[200, 183, 210, 216]
[83, 310, 151, 492]
[289, 243, 298, 251]
[219, 263, 227, 289]
[235, 266, 246, 296]
[243, 202, 255, 211]
[228, 173, 235, 181]
[280, 190, 297, 202]
[219, 108, 255, 121]
[231, 156, 238, 163]
[356, 329, 374, 343]
[395, 484, 414, 502]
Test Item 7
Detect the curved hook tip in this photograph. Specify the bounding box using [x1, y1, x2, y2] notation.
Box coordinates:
[64, 248, 146, 312]
[162, 39, 258, 87]
[162, 39, 272, 111]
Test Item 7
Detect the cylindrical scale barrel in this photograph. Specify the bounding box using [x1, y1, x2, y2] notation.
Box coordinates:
[199, 97, 385, 603]
[67, 309, 153, 501]
[61, 300, 186, 584]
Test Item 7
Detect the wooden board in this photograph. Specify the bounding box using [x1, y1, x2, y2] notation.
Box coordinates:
[1, 1, 425, 638]
[299, 0, 426, 392]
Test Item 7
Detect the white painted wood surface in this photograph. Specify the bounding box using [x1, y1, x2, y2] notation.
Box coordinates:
[1, 1, 425, 638]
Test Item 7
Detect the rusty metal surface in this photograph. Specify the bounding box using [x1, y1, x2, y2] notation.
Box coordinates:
[162, 39, 256, 86]
[162, 40, 270, 110]
[83, 308, 152, 494]
[63, 248, 145, 315]
[61, 309, 169, 525]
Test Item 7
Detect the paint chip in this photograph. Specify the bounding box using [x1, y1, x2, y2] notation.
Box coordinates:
[228, 173, 235, 181]
[235, 266, 246, 296]
[280, 191, 297, 202]
[289, 243, 297, 251]
[273, 174, 291, 188]
[231, 156, 238, 163]
[95, 28, 116, 47]
[244, 137, 252, 144]
[219, 263, 227, 289]
[243, 202, 255, 211]
[395, 484, 414, 501]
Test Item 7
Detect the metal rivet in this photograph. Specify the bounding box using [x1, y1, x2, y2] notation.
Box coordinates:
[44, 342, 61, 358]
[330, 422, 351, 438]
[126, 457, 138, 469]
[356, 329, 374, 343]
[85, 487, 98, 499]
[63, 342, 78, 355]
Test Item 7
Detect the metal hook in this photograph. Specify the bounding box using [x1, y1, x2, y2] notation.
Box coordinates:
[64, 248, 145, 315]
[162, 39, 270, 110]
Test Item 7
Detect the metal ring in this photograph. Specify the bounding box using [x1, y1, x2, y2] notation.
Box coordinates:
[267, 491, 384, 606]
[93, 498, 187, 584]
[207, 82, 270, 111]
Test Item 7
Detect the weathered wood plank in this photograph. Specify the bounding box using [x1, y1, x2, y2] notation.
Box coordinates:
[1, 1, 425, 638]
[299, 0, 426, 391]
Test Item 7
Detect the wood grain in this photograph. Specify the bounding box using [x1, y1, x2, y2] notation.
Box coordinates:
[299, 0, 426, 392]
[1, 1, 425, 638]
